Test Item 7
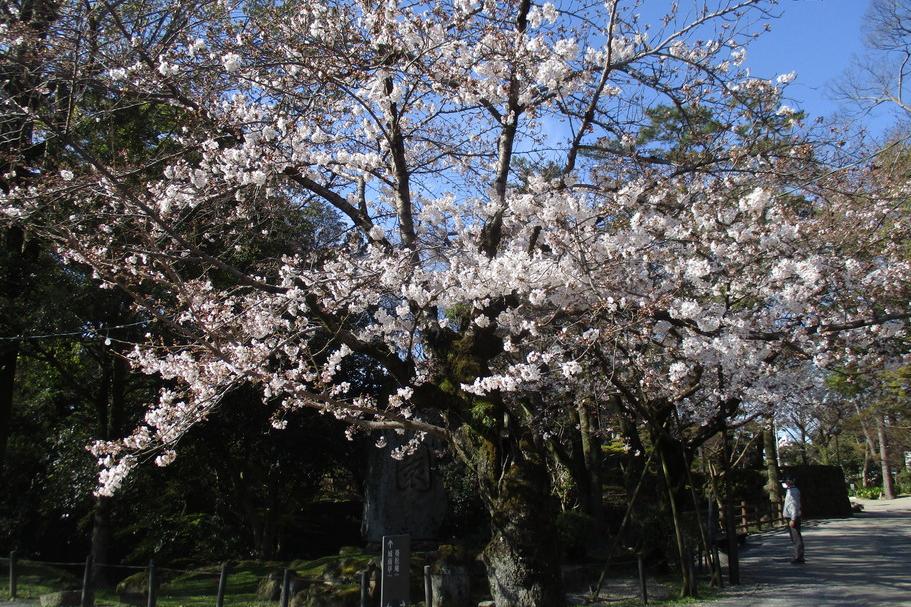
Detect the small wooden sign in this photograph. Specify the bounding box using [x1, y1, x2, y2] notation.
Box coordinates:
[380, 534, 410, 607]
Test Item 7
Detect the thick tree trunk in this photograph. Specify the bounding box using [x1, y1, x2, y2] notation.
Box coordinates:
[481, 451, 564, 607]
[91, 496, 113, 583]
[432, 320, 564, 606]
[577, 400, 603, 528]
[877, 417, 896, 499]
[449, 418, 564, 607]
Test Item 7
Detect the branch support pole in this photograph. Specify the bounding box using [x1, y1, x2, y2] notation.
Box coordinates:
[9, 551, 17, 599]
[81, 554, 94, 607]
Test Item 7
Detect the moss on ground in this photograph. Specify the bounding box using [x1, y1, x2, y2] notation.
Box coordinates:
[7, 551, 387, 607]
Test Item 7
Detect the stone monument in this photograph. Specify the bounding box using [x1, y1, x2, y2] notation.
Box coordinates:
[362, 430, 448, 544]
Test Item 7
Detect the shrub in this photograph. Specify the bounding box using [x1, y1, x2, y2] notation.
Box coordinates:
[896, 470, 911, 496]
[850, 486, 882, 499]
[556, 510, 596, 560]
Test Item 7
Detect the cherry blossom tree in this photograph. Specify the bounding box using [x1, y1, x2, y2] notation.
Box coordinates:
[6, 0, 911, 603]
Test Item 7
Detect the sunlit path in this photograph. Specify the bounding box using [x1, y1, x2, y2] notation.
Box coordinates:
[694, 496, 911, 606]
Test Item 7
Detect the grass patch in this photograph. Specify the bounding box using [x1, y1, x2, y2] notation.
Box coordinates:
[576, 586, 722, 607]
[7, 561, 83, 599]
[573, 572, 723, 607]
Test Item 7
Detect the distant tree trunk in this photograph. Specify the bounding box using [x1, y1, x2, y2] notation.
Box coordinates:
[0, 222, 20, 466]
[0, 338, 18, 474]
[855, 404, 879, 488]
[240, 480, 274, 560]
[877, 417, 896, 499]
[721, 423, 739, 585]
[618, 409, 645, 491]
[0, 224, 30, 474]
[763, 421, 781, 513]
[91, 349, 128, 583]
[91, 354, 114, 581]
[798, 424, 809, 465]
[110, 354, 128, 439]
[258, 521, 276, 561]
[862, 439, 873, 488]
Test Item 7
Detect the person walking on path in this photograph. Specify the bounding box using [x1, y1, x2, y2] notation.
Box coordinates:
[783, 477, 805, 564]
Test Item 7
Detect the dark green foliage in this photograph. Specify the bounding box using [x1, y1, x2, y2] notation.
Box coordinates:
[0, 255, 149, 559]
[896, 469, 911, 495]
[110, 387, 366, 564]
[555, 510, 595, 561]
[436, 454, 488, 545]
[636, 105, 725, 164]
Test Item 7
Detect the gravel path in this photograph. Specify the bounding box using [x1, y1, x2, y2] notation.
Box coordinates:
[691, 495, 911, 606]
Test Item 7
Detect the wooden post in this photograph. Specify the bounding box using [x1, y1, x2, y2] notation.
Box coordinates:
[712, 545, 723, 589]
[359, 570, 369, 607]
[423, 565, 431, 607]
[706, 500, 718, 586]
[279, 569, 290, 607]
[686, 546, 697, 598]
[722, 424, 740, 585]
[724, 494, 740, 583]
[637, 554, 648, 605]
[9, 550, 17, 599]
[215, 562, 230, 607]
[81, 554, 94, 607]
[147, 560, 157, 607]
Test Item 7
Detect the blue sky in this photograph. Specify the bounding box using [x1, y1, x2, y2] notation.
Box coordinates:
[533, 1, 895, 159]
[746, 0, 893, 134]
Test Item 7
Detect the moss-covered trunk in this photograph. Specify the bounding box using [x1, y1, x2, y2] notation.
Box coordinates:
[484, 452, 563, 606]
[431, 319, 565, 607]
[577, 400, 603, 528]
[452, 426, 564, 607]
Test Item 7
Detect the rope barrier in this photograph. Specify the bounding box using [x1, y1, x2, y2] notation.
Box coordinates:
[0, 320, 150, 342]
[11, 559, 86, 567]
[1, 557, 199, 574]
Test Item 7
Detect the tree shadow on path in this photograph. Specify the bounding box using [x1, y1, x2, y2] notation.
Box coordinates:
[698, 497, 911, 606]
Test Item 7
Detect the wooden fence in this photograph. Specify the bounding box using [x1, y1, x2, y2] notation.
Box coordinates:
[730, 500, 788, 533]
